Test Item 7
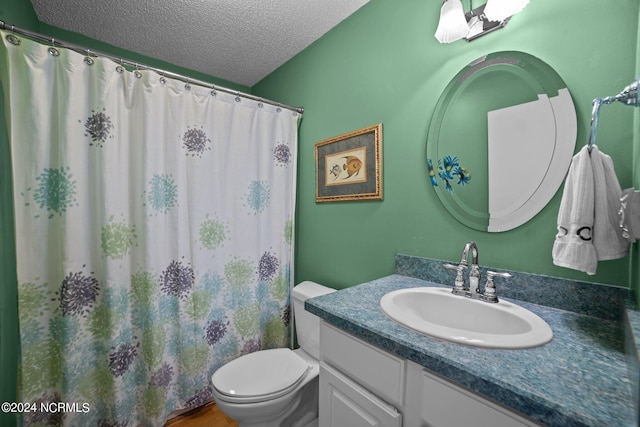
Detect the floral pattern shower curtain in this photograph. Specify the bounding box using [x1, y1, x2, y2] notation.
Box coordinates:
[0, 30, 299, 426]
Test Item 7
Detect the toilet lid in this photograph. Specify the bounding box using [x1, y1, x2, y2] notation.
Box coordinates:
[212, 348, 310, 401]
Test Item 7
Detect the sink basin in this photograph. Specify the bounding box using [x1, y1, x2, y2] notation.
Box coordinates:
[380, 287, 553, 349]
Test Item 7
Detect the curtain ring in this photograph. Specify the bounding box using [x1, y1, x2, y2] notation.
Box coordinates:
[159, 70, 166, 84]
[210, 83, 217, 96]
[5, 26, 20, 45]
[84, 48, 94, 66]
[116, 58, 125, 73]
[235, 92, 241, 103]
[184, 78, 191, 91]
[48, 38, 60, 57]
[134, 63, 142, 79]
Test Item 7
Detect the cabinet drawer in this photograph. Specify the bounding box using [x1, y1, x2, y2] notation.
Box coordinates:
[420, 370, 542, 427]
[320, 322, 405, 407]
[320, 362, 402, 427]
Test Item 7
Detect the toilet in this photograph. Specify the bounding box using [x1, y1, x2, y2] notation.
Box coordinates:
[211, 281, 335, 427]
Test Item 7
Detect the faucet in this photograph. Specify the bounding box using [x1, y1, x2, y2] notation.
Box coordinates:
[443, 242, 512, 303]
[443, 241, 479, 297]
[461, 241, 480, 295]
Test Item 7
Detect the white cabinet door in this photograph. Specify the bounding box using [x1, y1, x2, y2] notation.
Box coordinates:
[321, 323, 405, 408]
[420, 369, 542, 427]
[319, 363, 402, 427]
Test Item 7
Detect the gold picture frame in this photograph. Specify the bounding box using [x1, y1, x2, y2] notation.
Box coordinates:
[315, 123, 383, 202]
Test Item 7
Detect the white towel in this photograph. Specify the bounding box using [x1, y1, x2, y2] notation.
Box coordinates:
[553, 146, 598, 275]
[590, 146, 629, 260]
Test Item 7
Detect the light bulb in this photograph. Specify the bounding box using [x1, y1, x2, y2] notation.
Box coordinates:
[434, 0, 470, 43]
[483, 0, 529, 22]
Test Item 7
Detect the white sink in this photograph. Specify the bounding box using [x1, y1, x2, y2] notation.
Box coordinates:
[380, 287, 553, 349]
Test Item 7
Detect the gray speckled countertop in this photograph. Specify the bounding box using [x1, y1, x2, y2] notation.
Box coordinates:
[305, 256, 637, 427]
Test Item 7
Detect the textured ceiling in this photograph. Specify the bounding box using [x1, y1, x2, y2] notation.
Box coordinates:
[30, 0, 370, 87]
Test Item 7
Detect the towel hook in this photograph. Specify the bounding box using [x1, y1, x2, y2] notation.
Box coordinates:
[587, 79, 640, 153]
[587, 98, 603, 153]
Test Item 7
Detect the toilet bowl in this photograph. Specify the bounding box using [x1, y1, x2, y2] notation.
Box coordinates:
[211, 281, 335, 427]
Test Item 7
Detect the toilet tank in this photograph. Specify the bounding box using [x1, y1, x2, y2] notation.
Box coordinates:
[292, 281, 335, 359]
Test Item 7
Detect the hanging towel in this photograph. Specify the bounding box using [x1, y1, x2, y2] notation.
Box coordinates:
[590, 146, 630, 260]
[553, 146, 598, 275]
[619, 188, 640, 243]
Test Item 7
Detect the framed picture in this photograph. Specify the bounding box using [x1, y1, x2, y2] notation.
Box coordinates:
[315, 123, 383, 202]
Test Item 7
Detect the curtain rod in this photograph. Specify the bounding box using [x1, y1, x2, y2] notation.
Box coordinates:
[0, 20, 304, 115]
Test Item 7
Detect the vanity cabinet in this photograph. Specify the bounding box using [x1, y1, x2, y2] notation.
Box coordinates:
[318, 322, 542, 427]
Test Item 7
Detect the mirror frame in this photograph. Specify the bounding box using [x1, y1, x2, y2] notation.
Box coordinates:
[427, 51, 577, 232]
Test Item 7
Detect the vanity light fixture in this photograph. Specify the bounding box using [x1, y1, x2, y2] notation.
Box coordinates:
[434, 0, 529, 43]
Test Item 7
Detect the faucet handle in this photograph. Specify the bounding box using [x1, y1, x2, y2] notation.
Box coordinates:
[443, 263, 467, 293]
[482, 271, 512, 303]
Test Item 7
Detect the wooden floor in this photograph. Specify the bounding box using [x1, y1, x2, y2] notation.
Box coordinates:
[164, 402, 238, 427]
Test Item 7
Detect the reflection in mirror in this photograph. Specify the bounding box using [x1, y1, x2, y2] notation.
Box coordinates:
[427, 51, 577, 232]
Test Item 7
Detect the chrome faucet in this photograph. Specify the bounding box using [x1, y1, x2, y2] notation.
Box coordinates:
[462, 241, 480, 295]
[443, 242, 512, 303]
[443, 241, 479, 297]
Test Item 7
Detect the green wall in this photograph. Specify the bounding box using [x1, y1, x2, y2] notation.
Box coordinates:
[253, 0, 640, 290]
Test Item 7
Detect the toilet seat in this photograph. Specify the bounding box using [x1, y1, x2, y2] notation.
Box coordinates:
[212, 348, 311, 404]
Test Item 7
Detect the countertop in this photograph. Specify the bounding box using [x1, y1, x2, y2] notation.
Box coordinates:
[305, 273, 636, 427]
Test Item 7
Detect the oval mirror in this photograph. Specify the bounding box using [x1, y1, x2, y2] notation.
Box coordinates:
[427, 51, 577, 232]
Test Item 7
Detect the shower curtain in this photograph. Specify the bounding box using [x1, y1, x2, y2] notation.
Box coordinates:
[0, 30, 299, 426]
